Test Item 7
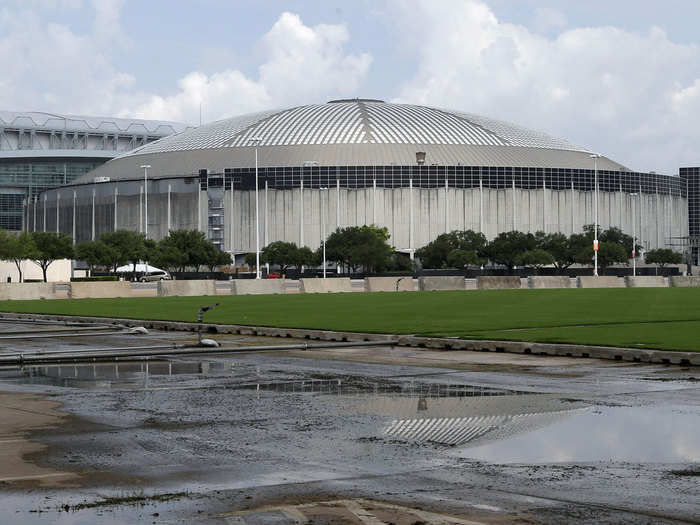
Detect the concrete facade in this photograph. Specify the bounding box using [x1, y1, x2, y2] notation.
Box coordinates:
[0, 259, 71, 283]
[477, 276, 522, 290]
[624, 276, 667, 288]
[418, 276, 465, 291]
[0, 282, 56, 300]
[69, 281, 132, 299]
[670, 276, 700, 287]
[231, 279, 286, 295]
[528, 276, 572, 289]
[300, 278, 353, 293]
[364, 276, 414, 292]
[157, 280, 217, 297]
[577, 276, 625, 288]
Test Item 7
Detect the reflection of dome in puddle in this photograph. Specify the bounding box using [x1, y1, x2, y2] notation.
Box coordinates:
[352, 393, 588, 447]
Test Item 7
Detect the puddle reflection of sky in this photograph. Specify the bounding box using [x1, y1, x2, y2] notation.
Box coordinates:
[455, 406, 700, 463]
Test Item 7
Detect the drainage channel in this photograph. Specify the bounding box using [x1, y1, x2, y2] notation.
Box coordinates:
[0, 340, 398, 366]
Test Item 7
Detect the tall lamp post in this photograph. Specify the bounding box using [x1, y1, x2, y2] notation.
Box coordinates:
[249, 137, 262, 279]
[320, 187, 328, 278]
[140, 165, 151, 238]
[631, 192, 638, 276]
[589, 154, 601, 276]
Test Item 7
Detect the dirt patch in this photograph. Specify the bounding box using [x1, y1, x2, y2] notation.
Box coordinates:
[0, 392, 77, 486]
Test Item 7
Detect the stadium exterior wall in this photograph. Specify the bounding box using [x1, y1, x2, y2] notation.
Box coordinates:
[35, 167, 688, 255]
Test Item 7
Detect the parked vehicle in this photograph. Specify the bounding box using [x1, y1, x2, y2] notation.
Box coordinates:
[266, 272, 282, 279]
[140, 270, 171, 282]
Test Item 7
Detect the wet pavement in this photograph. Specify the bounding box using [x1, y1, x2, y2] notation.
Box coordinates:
[0, 320, 697, 524]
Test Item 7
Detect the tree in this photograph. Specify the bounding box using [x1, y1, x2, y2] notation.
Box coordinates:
[645, 249, 683, 268]
[446, 249, 484, 269]
[261, 241, 300, 274]
[31, 232, 73, 282]
[537, 233, 576, 271]
[244, 253, 257, 270]
[293, 246, 316, 269]
[100, 230, 146, 272]
[484, 231, 537, 269]
[515, 249, 555, 271]
[204, 245, 232, 272]
[151, 244, 188, 273]
[75, 241, 117, 274]
[416, 230, 487, 268]
[0, 230, 38, 282]
[156, 230, 209, 272]
[324, 225, 393, 273]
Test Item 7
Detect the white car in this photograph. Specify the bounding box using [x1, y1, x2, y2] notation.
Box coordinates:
[139, 270, 171, 282]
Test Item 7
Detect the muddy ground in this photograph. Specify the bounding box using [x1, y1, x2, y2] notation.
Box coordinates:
[0, 320, 698, 524]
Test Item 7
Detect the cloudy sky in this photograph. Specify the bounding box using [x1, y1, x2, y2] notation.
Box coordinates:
[2, 0, 700, 174]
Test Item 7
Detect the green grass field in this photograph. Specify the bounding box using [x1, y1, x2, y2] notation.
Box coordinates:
[1, 288, 699, 352]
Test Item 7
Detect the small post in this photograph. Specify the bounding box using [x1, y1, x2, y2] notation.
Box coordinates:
[197, 303, 220, 345]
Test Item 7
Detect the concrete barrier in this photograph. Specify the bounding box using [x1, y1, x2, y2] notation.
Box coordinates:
[232, 279, 285, 295]
[419, 276, 465, 291]
[157, 280, 217, 297]
[476, 276, 521, 290]
[0, 282, 57, 300]
[528, 276, 571, 289]
[69, 281, 132, 299]
[365, 276, 414, 292]
[625, 276, 667, 288]
[577, 276, 624, 288]
[300, 278, 353, 293]
[669, 276, 700, 287]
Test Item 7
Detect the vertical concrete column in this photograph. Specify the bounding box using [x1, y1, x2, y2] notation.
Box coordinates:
[166, 184, 171, 233]
[479, 176, 483, 233]
[33, 196, 37, 232]
[654, 186, 659, 248]
[43, 194, 47, 232]
[91, 187, 96, 241]
[638, 184, 643, 251]
[409, 177, 414, 258]
[264, 180, 269, 248]
[336, 177, 340, 229]
[373, 177, 377, 225]
[619, 183, 623, 230]
[570, 179, 575, 234]
[542, 178, 547, 233]
[72, 191, 76, 244]
[56, 192, 60, 234]
[299, 177, 304, 246]
[114, 187, 118, 231]
[445, 177, 449, 233]
[229, 187, 234, 253]
[139, 185, 144, 233]
[511, 177, 516, 232]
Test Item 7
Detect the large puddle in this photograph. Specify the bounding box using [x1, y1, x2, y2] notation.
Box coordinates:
[1, 360, 699, 465]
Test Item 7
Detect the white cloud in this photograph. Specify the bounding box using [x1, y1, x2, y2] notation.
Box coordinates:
[119, 12, 372, 123]
[388, 0, 700, 173]
[0, 6, 371, 125]
[0, 6, 133, 115]
[533, 7, 567, 34]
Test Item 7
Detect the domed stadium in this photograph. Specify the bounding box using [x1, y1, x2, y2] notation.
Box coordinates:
[35, 99, 688, 259]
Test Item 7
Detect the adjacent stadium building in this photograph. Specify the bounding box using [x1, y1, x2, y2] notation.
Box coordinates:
[33, 99, 697, 261]
[0, 111, 190, 231]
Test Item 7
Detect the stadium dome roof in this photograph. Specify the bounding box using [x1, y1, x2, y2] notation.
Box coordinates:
[79, 99, 626, 182]
[0, 110, 189, 136]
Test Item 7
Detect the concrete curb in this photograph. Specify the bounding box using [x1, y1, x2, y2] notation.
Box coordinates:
[1, 312, 697, 366]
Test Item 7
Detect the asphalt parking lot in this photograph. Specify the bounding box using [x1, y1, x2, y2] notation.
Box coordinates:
[0, 319, 697, 524]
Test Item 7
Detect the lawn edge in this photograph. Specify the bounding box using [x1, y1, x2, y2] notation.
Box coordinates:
[1, 311, 698, 367]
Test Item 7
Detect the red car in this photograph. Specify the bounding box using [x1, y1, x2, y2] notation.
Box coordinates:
[266, 272, 282, 279]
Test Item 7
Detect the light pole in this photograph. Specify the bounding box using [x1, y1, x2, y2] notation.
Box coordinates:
[590, 154, 601, 276]
[140, 165, 151, 238]
[249, 137, 262, 279]
[320, 187, 328, 278]
[631, 192, 638, 276]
